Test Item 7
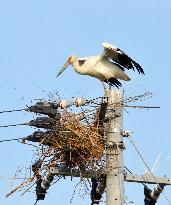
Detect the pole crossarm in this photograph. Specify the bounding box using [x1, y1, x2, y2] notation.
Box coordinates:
[125, 173, 171, 185]
[47, 167, 105, 178]
[47, 166, 171, 186]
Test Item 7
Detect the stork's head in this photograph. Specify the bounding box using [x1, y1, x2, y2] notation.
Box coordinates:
[56, 55, 77, 78]
[68, 55, 77, 64]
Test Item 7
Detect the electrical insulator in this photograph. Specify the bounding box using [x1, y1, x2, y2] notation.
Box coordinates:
[91, 178, 104, 205]
[32, 160, 46, 201]
[144, 184, 164, 205]
[36, 178, 46, 201]
[151, 184, 164, 201]
[22, 131, 45, 143]
[32, 160, 42, 172]
[60, 98, 87, 109]
[41, 173, 54, 190]
[75, 98, 87, 107]
[28, 117, 54, 129]
[60, 99, 75, 109]
[96, 177, 106, 197]
[27, 102, 60, 118]
[144, 185, 156, 205]
[27, 98, 87, 113]
[22, 131, 57, 148]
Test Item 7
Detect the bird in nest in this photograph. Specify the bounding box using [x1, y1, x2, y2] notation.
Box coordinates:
[56, 42, 144, 88]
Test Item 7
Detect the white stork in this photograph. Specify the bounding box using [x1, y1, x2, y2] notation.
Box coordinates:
[56, 43, 144, 88]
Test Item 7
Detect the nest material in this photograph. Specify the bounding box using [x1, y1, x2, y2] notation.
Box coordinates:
[39, 110, 105, 166]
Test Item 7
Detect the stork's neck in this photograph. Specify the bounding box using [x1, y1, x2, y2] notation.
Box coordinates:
[72, 59, 79, 69]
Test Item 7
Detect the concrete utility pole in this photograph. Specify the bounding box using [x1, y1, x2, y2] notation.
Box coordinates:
[106, 90, 124, 205]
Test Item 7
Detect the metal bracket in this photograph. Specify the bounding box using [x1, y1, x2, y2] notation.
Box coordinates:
[121, 130, 131, 137]
[106, 141, 125, 150]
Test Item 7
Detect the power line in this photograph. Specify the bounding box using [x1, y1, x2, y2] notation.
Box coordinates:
[0, 138, 23, 143]
[0, 123, 27, 128]
[0, 108, 26, 114]
[128, 134, 171, 204]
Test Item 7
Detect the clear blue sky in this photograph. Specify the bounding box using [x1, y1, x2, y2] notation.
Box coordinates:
[0, 0, 171, 204]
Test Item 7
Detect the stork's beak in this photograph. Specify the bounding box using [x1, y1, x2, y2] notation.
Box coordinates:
[56, 60, 70, 78]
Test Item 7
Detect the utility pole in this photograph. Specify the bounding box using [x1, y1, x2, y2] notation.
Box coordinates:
[106, 89, 124, 205]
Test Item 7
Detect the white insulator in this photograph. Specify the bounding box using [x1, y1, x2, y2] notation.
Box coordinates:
[75, 98, 87, 107]
[60, 99, 74, 109]
[59, 98, 87, 109]
[60, 100, 68, 109]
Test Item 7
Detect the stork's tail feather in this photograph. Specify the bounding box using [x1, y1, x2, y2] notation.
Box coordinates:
[104, 78, 122, 88]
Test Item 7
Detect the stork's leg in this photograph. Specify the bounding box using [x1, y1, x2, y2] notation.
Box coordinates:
[101, 81, 106, 91]
[106, 80, 112, 90]
[101, 81, 108, 95]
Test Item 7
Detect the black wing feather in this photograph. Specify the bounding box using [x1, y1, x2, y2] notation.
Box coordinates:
[113, 50, 144, 74]
[131, 59, 144, 74]
[104, 78, 122, 88]
[102, 43, 144, 74]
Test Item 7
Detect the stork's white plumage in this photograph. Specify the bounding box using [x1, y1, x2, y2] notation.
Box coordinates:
[57, 43, 144, 88]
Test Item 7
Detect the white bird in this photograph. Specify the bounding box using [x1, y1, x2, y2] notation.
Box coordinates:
[57, 42, 144, 88]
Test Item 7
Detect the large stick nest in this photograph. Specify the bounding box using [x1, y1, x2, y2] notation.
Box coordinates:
[35, 110, 105, 168]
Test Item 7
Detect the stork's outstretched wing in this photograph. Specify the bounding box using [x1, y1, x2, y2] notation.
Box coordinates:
[101, 42, 144, 74]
